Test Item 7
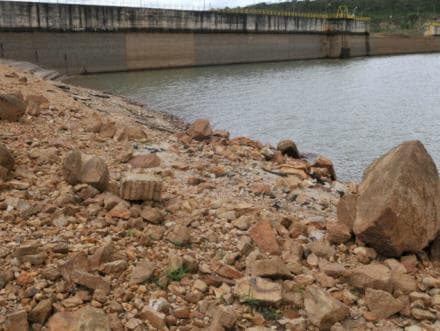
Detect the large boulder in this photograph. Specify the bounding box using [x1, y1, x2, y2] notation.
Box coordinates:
[364, 288, 404, 320]
[304, 285, 350, 330]
[0, 92, 26, 122]
[353, 141, 440, 257]
[187, 119, 213, 140]
[62, 151, 109, 191]
[79, 156, 110, 192]
[348, 263, 392, 292]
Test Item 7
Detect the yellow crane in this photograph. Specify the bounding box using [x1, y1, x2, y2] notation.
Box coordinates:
[336, 5, 351, 19]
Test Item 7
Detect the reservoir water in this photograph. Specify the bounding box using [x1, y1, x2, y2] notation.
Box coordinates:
[68, 54, 440, 181]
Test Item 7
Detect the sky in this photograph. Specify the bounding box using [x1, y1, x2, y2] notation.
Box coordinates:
[14, 0, 272, 10]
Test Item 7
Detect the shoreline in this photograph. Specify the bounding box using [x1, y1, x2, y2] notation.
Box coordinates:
[1, 59, 440, 330]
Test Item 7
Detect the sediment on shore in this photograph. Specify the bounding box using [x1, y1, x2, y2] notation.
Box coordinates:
[2, 62, 440, 331]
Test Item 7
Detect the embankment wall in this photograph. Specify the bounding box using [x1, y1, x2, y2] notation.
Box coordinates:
[369, 35, 440, 56]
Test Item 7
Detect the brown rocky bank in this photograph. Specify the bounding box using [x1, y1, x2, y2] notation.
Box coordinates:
[1, 63, 440, 331]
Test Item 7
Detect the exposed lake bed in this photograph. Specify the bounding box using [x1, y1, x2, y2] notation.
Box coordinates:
[69, 53, 440, 180]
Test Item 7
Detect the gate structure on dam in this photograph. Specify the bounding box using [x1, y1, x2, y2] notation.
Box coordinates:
[0, 0, 423, 74]
[426, 22, 440, 36]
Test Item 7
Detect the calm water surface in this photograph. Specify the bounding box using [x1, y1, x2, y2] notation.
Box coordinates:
[68, 54, 440, 180]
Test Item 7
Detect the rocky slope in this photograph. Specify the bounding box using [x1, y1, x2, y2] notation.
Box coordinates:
[1, 63, 440, 331]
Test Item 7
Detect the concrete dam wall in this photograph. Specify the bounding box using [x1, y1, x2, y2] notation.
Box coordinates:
[0, 1, 368, 34]
[0, 1, 438, 74]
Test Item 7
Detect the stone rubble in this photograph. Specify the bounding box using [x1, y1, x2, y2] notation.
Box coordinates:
[1, 63, 440, 331]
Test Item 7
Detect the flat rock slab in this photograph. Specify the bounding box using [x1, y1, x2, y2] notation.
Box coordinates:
[305, 285, 349, 330]
[47, 305, 110, 331]
[248, 219, 280, 255]
[234, 277, 282, 304]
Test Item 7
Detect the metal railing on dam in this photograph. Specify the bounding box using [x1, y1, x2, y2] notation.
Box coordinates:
[7, 0, 371, 22]
[218, 8, 370, 22]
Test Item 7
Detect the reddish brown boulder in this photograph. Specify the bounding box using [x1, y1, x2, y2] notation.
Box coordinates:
[213, 262, 243, 279]
[336, 193, 358, 230]
[187, 119, 213, 140]
[312, 156, 337, 181]
[249, 219, 281, 255]
[304, 285, 350, 330]
[79, 156, 110, 192]
[70, 270, 111, 294]
[5, 310, 28, 331]
[62, 151, 109, 191]
[326, 220, 352, 244]
[47, 306, 110, 331]
[62, 150, 83, 185]
[139, 307, 166, 330]
[129, 154, 161, 168]
[0, 92, 26, 121]
[29, 299, 53, 324]
[364, 288, 404, 320]
[349, 263, 392, 292]
[141, 207, 164, 224]
[353, 141, 440, 257]
[251, 257, 292, 279]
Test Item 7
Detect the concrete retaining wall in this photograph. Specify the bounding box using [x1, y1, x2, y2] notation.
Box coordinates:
[3, 30, 439, 75]
[369, 35, 440, 56]
[0, 31, 334, 73]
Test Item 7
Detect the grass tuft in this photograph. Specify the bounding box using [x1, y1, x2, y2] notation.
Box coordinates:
[242, 297, 281, 321]
[166, 266, 188, 281]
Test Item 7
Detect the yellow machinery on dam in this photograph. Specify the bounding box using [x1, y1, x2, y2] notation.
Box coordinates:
[425, 21, 440, 36]
[218, 7, 370, 22]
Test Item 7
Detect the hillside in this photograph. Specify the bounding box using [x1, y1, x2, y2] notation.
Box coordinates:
[248, 0, 440, 34]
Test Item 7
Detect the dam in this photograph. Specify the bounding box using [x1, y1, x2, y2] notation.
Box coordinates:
[0, 1, 440, 74]
[0, 1, 371, 74]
